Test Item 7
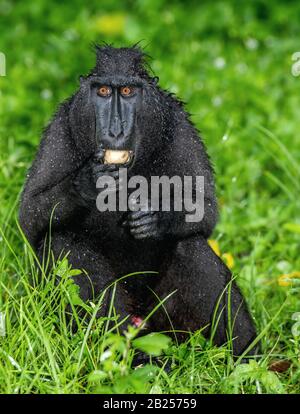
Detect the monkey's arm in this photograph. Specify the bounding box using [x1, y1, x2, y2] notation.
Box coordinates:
[124, 124, 218, 241]
[19, 102, 87, 248]
[166, 121, 219, 239]
[123, 189, 217, 241]
[169, 170, 218, 239]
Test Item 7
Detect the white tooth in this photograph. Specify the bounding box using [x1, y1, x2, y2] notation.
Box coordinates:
[104, 150, 130, 164]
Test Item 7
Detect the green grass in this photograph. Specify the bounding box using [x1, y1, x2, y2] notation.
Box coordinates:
[1, 0, 300, 393]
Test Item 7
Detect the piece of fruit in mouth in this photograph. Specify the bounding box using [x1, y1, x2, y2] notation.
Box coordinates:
[104, 149, 132, 164]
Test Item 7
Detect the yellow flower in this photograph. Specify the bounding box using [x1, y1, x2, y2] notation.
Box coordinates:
[208, 239, 234, 269]
[208, 239, 221, 257]
[278, 271, 300, 287]
[94, 14, 126, 36]
[222, 253, 235, 270]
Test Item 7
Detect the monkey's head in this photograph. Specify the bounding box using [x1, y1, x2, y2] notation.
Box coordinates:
[69, 45, 173, 170]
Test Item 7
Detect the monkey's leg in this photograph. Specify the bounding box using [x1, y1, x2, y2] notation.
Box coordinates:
[149, 235, 257, 356]
[39, 231, 133, 329]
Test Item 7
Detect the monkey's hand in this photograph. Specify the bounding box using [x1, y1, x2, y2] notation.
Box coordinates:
[72, 153, 124, 207]
[92, 163, 124, 193]
[122, 200, 172, 240]
[92, 149, 125, 193]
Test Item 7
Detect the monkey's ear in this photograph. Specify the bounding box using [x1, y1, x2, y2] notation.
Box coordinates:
[79, 75, 89, 84]
[151, 76, 159, 85]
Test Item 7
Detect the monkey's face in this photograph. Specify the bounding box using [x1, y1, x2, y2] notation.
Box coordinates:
[70, 47, 171, 170]
[71, 76, 167, 170]
[90, 79, 143, 166]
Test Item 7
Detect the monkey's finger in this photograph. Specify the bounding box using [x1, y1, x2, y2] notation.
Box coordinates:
[129, 209, 156, 219]
[93, 149, 105, 163]
[99, 170, 120, 180]
[93, 171, 121, 184]
[98, 180, 125, 194]
[128, 197, 150, 211]
[93, 169, 119, 178]
[93, 164, 120, 175]
[104, 164, 122, 172]
[121, 210, 153, 226]
[127, 215, 158, 228]
[129, 223, 157, 235]
[132, 229, 159, 240]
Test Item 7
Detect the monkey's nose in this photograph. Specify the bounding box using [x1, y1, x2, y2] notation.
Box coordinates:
[109, 117, 123, 138]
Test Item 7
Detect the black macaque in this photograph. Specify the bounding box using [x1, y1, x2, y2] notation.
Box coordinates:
[19, 45, 257, 356]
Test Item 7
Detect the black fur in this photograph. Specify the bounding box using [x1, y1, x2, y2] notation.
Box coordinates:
[19, 46, 256, 356]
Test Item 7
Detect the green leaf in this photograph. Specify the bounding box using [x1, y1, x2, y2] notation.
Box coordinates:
[56, 257, 70, 277]
[131, 364, 159, 380]
[283, 222, 300, 234]
[150, 384, 163, 394]
[260, 371, 284, 393]
[66, 279, 86, 307]
[69, 269, 82, 276]
[132, 333, 172, 356]
[102, 334, 127, 354]
[88, 370, 107, 383]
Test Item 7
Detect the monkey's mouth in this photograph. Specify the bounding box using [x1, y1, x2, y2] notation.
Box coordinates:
[94, 149, 134, 166]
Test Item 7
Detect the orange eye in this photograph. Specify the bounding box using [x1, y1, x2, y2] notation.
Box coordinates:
[97, 85, 112, 97]
[120, 86, 134, 96]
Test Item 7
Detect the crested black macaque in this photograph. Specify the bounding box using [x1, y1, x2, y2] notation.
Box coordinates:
[19, 46, 256, 356]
